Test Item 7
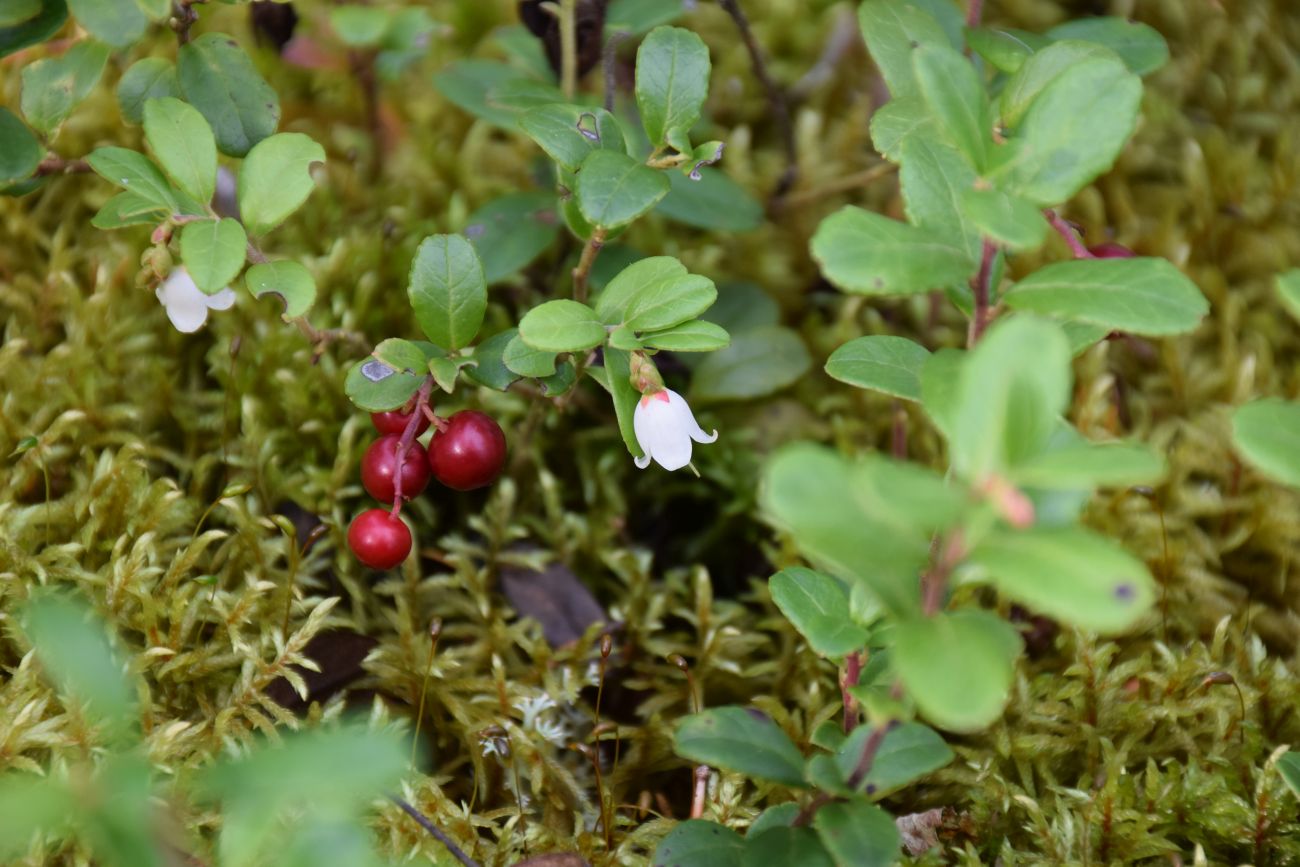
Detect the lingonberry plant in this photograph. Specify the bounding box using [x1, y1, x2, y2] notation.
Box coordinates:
[653, 2, 1211, 864]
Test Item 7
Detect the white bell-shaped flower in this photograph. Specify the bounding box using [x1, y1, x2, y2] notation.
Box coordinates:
[633, 388, 718, 471]
[156, 266, 237, 333]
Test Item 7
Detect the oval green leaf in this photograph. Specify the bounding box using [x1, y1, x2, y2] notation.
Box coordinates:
[811, 206, 975, 296]
[143, 96, 216, 203]
[1232, 399, 1300, 488]
[178, 32, 280, 157]
[244, 260, 316, 319]
[825, 335, 930, 401]
[518, 299, 606, 353]
[236, 132, 326, 236]
[407, 234, 487, 351]
[674, 706, 807, 788]
[576, 150, 670, 230]
[180, 218, 248, 294]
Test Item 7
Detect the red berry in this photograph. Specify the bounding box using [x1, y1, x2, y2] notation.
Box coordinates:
[1088, 242, 1136, 259]
[361, 435, 431, 503]
[371, 407, 430, 437]
[427, 411, 507, 491]
[347, 509, 412, 569]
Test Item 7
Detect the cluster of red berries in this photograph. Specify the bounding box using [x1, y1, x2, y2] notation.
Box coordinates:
[346, 407, 507, 569]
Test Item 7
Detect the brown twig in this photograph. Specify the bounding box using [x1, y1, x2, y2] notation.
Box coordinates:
[35, 156, 91, 176]
[717, 0, 798, 202]
[967, 239, 997, 346]
[572, 227, 607, 303]
[170, 0, 207, 44]
[388, 795, 480, 867]
[689, 765, 711, 819]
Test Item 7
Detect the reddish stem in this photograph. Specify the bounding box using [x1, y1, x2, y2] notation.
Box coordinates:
[1046, 210, 1095, 259]
[390, 378, 434, 519]
[968, 239, 997, 346]
[966, 0, 984, 29]
[841, 651, 864, 733]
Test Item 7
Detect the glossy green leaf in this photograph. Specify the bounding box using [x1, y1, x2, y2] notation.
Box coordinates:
[811, 206, 975, 296]
[835, 722, 953, 798]
[408, 234, 487, 351]
[750, 803, 799, 836]
[636, 25, 710, 151]
[90, 191, 166, 229]
[898, 134, 983, 263]
[967, 526, 1155, 633]
[857, 0, 951, 100]
[912, 42, 989, 169]
[742, 827, 833, 867]
[464, 191, 559, 284]
[1047, 17, 1170, 75]
[22, 593, 136, 741]
[143, 97, 216, 203]
[814, 801, 900, 867]
[762, 444, 929, 617]
[965, 27, 1036, 73]
[639, 319, 729, 352]
[576, 150, 670, 229]
[993, 48, 1141, 205]
[244, 260, 315, 318]
[67, 0, 144, 46]
[769, 568, 870, 658]
[692, 326, 810, 403]
[518, 299, 606, 353]
[344, 339, 438, 411]
[1232, 399, 1300, 488]
[1003, 257, 1209, 336]
[608, 325, 643, 351]
[0, 108, 43, 186]
[1276, 269, 1300, 323]
[950, 316, 1071, 480]
[652, 820, 743, 867]
[0, 0, 67, 60]
[20, 39, 109, 135]
[116, 58, 180, 125]
[502, 334, 557, 377]
[999, 40, 1112, 130]
[86, 147, 179, 211]
[675, 707, 806, 787]
[961, 187, 1050, 251]
[657, 166, 764, 231]
[1012, 439, 1164, 489]
[180, 218, 247, 294]
[463, 329, 521, 391]
[518, 104, 626, 171]
[825, 335, 930, 401]
[919, 346, 964, 439]
[236, 132, 326, 236]
[869, 96, 932, 162]
[594, 256, 716, 331]
[894, 610, 1021, 732]
[178, 32, 280, 157]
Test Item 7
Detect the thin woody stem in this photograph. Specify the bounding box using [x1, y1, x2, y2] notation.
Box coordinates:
[968, 239, 997, 346]
[389, 378, 434, 519]
[572, 227, 607, 303]
[1045, 209, 1095, 259]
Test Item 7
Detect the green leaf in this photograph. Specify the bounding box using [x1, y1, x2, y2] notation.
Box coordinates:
[894, 610, 1021, 732]
[835, 722, 954, 798]
[857, 0, 951, 100]
[20, 39, 109, 135]
[91, 191, 167, 229]
[22, 593, 136, 741]
[345, 339, 437, 411]
[236, 132, 326, 236]
[607, 0, 688, 35]
[576, 150, 671, 229]
[950, 316, 1071, 480]
[116, 58, 180, 125]
[967, 526, 1155, 633]
[329, 5, 392, 46]
[464, 191, 559, 284]
[433, 59, 535, 128]
[1278, 752, 1300, 800]
[1232, 399, 1300, 488]
[762, 444, 929, 617]
[769, 568, 870, 658]
[992, 49, 1141, 206]
[427, 356, 460, 393]
[0, 108, 43, 186]
[1061, 319, 1112, 355]
[960, 187, 1049, 251]
[608, 325, 643, 351]
[675, 707, 807, 787]
[463, 329, 520, 391]
[597, 347, 644, 458]
[912, 42, 989, 169]
[640, 319, 729, 352]
[814, 801, 901, 867]
[635, 25, 710, 151]
[518, 299, 607, 353]
[743, 828, 834, 867]
[854, 454, 966, 535]
[919, 346, 964, 438]
[652, 820, 743, 867]
[825, 335, 930, 401]
[1012, 439, 1164, 489]
[657, 166, 764, 231]
[1047, 17, 1170, 76]
[869, 96, 932, 162]
[67, 0, 144, 46]
[86, 146, 179, 211]
[518, 104, 626, 172]
[408, 234, 488, 351]
[0, 772, 75, 859]
[811, 206, 974, 296]
[692, 326, 811, 403]
[244, 260, 315, 319]
[178, 32, 281, 157]
[84, 754, 162, 867]
[1003, 257, 1209, 336]
[0, 0, 68, 60]
[999, 40, 1112, 130]
[703, 282, 779, 332]
[502, 334, 558, 377]
[897, 134, 983, 263]
[1, 0, 43, 24]
[142, 96, 216, 203]
[594, 256, 716, 331]
[1276, 269, 1300, 324]
[965, 27, 1037, 73]
[180, 218, 247, 294]
[539, 360, 577, 396]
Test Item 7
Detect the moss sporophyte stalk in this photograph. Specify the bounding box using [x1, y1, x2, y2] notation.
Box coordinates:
[4, 0, 1300, 864]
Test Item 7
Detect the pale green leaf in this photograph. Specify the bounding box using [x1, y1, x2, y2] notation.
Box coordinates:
[857, 0, 951, 100]
[1047, 17, 1169, 75]
[912, 42, 989, 168]
[244, 260, 316, 318]
[20, 39, 109, 134]
[1232, 399, 1300, 488]
[180, 218, 247, 294]
[594, 256, 716, 331]
[635, 25, 710, 151]
[960, 187, 1049, 251]
[143, 96, 216, 202]
[518, 299, 606, 353]
[674, 707, 807, 787]
[639, 319, 729, 352]
[894, 610, 1021, 732]
[67, 0, 144, 46]
[518, 103, 626, 171]
[811, 206, 975, 295]
[576, 149, 670, 229]
[407, 234, 487, 350]
[813, 801, 900, 867]
[236, 132, 325, 236]
[769, 568, 869, 658]
[825, 335, 930, 401]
